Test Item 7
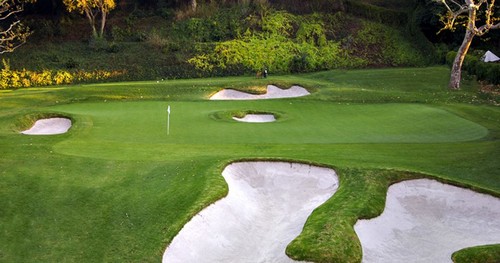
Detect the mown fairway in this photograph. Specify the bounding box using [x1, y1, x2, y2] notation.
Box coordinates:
[0, 67, 499, 262]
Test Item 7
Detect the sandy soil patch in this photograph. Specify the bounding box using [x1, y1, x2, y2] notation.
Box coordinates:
[163, 161, 338, 263]
[21, 118, 72, 135]
[210, 85, 310, 100]
[233, 114, 276, 123]
[354, 179, 500, 263]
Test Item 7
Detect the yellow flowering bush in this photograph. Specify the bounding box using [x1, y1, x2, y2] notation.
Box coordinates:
[54, 71, 74, 85]
[0, 60, 126, 89]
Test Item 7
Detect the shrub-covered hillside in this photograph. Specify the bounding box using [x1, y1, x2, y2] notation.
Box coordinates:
[0, 0, 497, 86]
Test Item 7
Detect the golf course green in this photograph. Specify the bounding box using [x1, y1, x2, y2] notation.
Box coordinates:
[51, 101, 487, 159]
[0, 67, 499, 262]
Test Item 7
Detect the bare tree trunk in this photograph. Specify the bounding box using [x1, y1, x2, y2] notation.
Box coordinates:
[100, 12, 106, 38]
[449, 7, 476, 90]
[449, 28, 475, 89]
[190, 0, 197, 12]
[84, 9, 98, 39]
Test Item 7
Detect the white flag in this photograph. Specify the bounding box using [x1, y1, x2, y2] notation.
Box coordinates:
[167, 105, 171, 115]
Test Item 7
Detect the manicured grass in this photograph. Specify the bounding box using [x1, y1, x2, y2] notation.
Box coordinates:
[452, 245, 500, 263]
[0, 67, 498, 262]
[48, 101, 486, 162]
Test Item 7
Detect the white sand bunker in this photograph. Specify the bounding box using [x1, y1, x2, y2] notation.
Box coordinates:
[354, 179, 500, 263]
[233, 114, 276, 123]
[163, 162, 338, 263]
[21, 118, 72, 135]
[210, 85, 310, 100]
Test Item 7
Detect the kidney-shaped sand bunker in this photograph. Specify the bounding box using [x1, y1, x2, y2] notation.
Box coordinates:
[163, 161, 338, 263]
[354, 179, 500, 263]
[210, 85, 310, 100]
[21, 118, 72, 135]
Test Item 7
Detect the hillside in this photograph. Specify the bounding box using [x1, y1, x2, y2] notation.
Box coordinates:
[0, 0, 497, 84]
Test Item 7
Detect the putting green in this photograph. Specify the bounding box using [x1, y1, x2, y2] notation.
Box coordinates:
[50, 100, 487, 160]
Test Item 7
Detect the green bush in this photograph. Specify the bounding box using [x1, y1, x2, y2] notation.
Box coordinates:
[271, 0, 347, 14]
[65, 58, 79, 69]
[146, 28, 169, 49]
[111, 25, 130, 42]
[446, 51, 457, 65]
[171, 6, 247, 43]
[296, 15, 327, 46]
[261, 11, 295, 37]
[484, 63, 500, 84]
[289, 53, 310, 73]
[433, 43, 450, 64]
[350, 21, 426, 66]
[345, 1, 407, 26]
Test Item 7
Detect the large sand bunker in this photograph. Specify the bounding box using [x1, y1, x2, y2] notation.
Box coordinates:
[233, 114, 276, 123]
[163, 162, 338, 263]
[21, 118, 72, 135]
[354, 179, 500, 263]
[210, 85, 310, 100]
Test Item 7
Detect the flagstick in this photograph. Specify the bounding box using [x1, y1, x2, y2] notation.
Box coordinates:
[167, 105, 171, 135]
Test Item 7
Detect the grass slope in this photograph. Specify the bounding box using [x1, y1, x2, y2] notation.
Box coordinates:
[0, 67, 499, 262]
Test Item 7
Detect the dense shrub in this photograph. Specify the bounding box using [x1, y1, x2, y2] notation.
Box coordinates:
[270, 0, 347, 14]
[171, 6, 247, 43]
[261, 10, 295, 37]
[296, 14, 327, 46]
[145, 28, 169, 49]
[350, 21, 427, 66]
[188, 10, 425, 74]
[345, 1, 407, 26]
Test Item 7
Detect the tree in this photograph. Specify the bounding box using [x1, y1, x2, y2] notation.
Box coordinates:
[63, 0, 116, 39]
[0, 0, 32, 54]
[434, 0, 500, 90]
[189, 0, 196, 12]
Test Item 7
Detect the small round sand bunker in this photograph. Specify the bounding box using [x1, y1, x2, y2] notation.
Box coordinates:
[163, 161, 338, 263]
[354, 179, 500, 263]
[210, 85, 310, 100]
[21, 118, 72, 135]
[233, 114, 276, 123]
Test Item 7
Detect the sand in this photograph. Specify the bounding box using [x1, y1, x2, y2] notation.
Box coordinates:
[354, 179, 500, 263]
[21, 118, 72, 135]
[163, 162, 338, 263]
[210, 85, 310, 100]
[233, 114, 276, 123]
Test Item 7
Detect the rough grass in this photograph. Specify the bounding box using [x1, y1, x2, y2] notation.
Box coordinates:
[0, 67, 499, 262]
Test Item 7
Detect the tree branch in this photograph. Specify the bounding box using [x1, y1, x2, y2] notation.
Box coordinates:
[477, 21, 500, 35]
[450, 0, 465, 9]
[0, 20, 20, 35]
[0, 40, 26, 54]
[0, 5, 23, 21]
[0, 0, 30, 53]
